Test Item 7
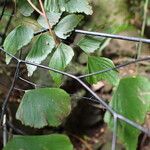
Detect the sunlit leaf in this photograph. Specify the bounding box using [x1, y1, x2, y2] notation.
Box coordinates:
[16, 88, 71, 128]
[54, 14, 83, 39]
[3, 134, 73, 150]
[37, 12, 62, 28]
[105, 76, 150, 150]
[3, 25, 34, 64]
[44, 0, 92, 15]
[26, 34, 55, 76]
[65, 0, 93, 15]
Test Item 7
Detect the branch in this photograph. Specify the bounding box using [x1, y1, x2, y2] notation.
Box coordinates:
[0, 0, 7, 20]
[27, 0, 43, 16]
[136, 0, 149, 72]
[78, 57, 150, 79]
[34, 28, 150, 44]
[38, 0, 60, 45]
[0, 62, 20, 125]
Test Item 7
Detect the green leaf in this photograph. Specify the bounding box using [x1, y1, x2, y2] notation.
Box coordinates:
[18, 0, 37, 16]
[49, 43, 74, 86]
[65, 0, 93, 15]
[3, 134, 73, 150]
[3, 25, 34, 64]
[77, 24, 131, 53]
[44, 0, 93, 15]
[26, 34, 55, 76]
[104, 76, 150, 150]
[87, 56, 119, 86]
[37, 12, 62, 28]
[54, 14, 83, 39]
[14, 17, 41, 30]
[44, 0, 61, 12]
[77, 36, 102, 53]
[16, 88, 71, 128]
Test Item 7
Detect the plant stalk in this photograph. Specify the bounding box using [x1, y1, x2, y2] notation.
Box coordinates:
[136, 0, 149, 72]
[27, 0, 43, 16]
[38, 0, 60, 45]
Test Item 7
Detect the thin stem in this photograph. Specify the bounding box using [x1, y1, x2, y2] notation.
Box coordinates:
[2, 114, 7, 147]
[136, 0, 149, 73]
[75, 29, 150, 44]
[0, 62, 20, 125]
[78, 57, 150, 79]
[111, 115, 117, 150]
[38, 0, 60, 45]
[34, 29, 49, 36]
[7, 121, 26, 135]
[19, 77, 37, 88]
[117, 114, 150, 136]
[27, 0, 43, 16]
[1, 8, 15, 45]
[137, 0, 149, 58]
[3, 7, 15, 35]
[34, 28, 150, 44]
[0, 0, 7, 20]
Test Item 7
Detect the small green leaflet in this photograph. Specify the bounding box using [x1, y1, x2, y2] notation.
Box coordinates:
[87, 56, 119, 86]
[44, 0, 93, 15]
[3, 134, 73, 150]
[16, 88, 71, 128]
[54, 14, 83, 39]
[77, 36, 103, 53]
[44, 0, 60, 12]
[3, 25, 34, 64]
[49, 43, 74, 86]
[37, 12, 62, 28]
[104, 76, 150, 150]
[26, 34, 55, 76]
[77, 24, 131, 53]
[65, 0, 93, 15]
[18, 0, 37, 16]
[77, 35, 113, 53]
